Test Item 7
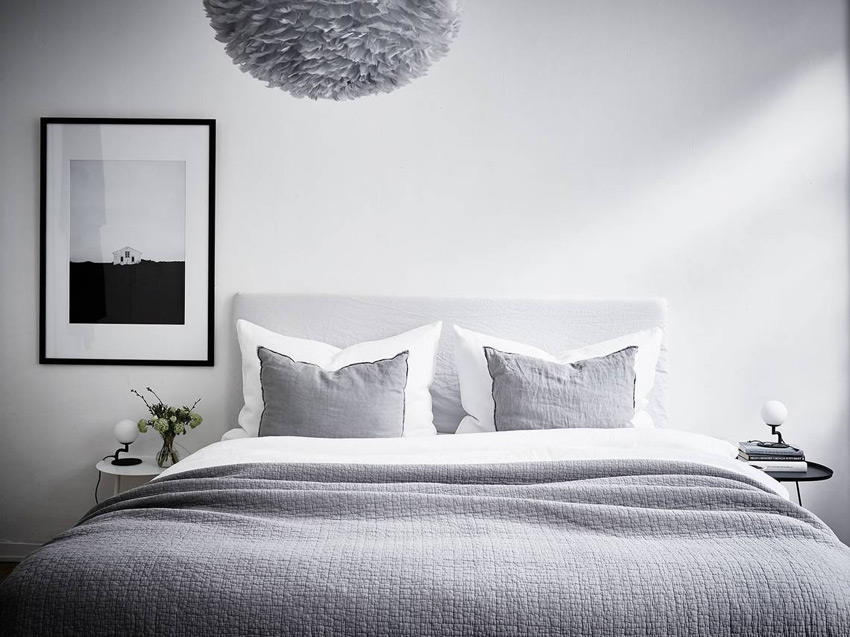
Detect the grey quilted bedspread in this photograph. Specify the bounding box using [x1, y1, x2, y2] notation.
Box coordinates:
[2, 459, 849, 636]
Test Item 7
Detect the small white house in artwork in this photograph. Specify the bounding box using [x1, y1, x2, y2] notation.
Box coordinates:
[112, 246, 142, 265]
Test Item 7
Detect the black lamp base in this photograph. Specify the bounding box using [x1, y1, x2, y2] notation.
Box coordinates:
[110, 443, 142, 466]
[754, 425, 792, 449]
[111, 457, 142, 466]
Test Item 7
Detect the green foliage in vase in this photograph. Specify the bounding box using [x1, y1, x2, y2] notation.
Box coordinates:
[132, 387, 203, 438]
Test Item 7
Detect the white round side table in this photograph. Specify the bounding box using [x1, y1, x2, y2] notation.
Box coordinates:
[95, 457, 165, 497]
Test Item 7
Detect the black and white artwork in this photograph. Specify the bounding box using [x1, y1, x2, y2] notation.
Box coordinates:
[40, 118, 215, 365]
[70, 160, 187, 325]
[69, 159, 186, 325]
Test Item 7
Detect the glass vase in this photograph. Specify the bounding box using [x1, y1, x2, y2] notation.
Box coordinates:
[156, 433, 180, 468]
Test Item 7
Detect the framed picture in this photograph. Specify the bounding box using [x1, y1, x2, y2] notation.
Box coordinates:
[40, 118, 215, 365]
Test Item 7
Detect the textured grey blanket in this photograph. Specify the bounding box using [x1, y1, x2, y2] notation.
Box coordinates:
[2, 460, 849, 636]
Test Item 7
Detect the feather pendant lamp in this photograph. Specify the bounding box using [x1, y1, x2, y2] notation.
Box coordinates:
[203, 0, 463, 100]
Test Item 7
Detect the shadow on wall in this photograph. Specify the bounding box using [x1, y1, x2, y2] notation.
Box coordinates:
[454, 0, 847, 223]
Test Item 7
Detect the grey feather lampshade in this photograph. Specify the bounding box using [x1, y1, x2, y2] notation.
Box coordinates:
[203, 0, 463, 101]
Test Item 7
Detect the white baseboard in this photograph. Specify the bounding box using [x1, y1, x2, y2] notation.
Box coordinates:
[0, 542, 41, 561]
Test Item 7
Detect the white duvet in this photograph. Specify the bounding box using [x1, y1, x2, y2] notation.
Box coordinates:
[160, 428, 788, 499]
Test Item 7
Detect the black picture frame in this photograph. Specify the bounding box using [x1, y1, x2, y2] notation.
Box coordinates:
[39, 118, 215, 365]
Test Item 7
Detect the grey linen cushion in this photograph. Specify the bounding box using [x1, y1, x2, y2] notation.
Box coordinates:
[258, 347, 409, 438]
[484, 346, 638, 431]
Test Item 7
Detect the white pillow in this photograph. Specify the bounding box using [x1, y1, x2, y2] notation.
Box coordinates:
[236, 319, 443, 437]
[453, 325, 663, 434]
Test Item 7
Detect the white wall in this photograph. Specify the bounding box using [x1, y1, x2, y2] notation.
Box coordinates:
[1, 0, 848, 551]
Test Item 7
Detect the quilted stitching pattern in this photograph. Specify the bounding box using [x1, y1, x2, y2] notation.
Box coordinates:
[1, 459, 849, 636]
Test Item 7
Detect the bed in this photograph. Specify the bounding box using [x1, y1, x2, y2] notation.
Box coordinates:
[2, 295, 849, 636]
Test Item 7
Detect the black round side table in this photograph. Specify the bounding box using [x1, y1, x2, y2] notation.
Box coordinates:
[764, 461, 833, 506]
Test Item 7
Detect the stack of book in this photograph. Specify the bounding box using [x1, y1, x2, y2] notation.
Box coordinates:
[738, 441, 807, 472]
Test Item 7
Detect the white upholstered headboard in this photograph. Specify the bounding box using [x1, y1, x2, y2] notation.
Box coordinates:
[232, 294, 669, 434]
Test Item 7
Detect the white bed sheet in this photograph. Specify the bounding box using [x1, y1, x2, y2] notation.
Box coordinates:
[160, 428, 788, 499]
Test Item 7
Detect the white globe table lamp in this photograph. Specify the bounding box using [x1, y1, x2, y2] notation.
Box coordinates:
[760, 400, 788, 446]
[111, 419, 142, 466]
